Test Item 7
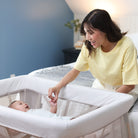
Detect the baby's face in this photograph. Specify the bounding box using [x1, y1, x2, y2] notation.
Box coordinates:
[11, 100, 30, 112]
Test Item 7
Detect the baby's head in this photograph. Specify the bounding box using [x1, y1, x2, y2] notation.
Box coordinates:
[9, 100, 30, 112]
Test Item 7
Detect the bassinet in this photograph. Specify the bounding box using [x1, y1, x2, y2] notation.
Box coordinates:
[0, 75, 134, 138]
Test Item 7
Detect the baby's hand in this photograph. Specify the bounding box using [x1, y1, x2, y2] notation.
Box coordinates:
[49, 100, 57, 113]
[49, 100, 57, 107]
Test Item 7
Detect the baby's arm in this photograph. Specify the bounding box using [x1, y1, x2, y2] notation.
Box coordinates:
[49, 101, 57, 113]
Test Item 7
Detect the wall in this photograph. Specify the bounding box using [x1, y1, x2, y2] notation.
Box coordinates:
[0, 0, 73, 79]
[65, 0, 138, 34]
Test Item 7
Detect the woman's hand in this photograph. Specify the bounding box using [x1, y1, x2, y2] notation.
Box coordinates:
[116, 85, 135, 93]
[48, 86, 60, 103]
[48, 68, 80, 102]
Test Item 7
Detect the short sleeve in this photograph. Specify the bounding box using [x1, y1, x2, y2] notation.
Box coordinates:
[74, 44, 89, 71]
[122, 44, 138, 85]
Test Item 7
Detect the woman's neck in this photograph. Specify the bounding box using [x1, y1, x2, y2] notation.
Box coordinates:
[101, 41, 117, 52]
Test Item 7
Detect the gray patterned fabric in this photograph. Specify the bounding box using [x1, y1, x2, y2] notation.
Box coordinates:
[30, 64, 95, 87]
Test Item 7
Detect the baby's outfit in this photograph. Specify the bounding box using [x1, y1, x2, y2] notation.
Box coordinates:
[27, 108, 71, 120]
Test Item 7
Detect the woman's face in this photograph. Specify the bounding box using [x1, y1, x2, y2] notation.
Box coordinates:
[84, 24, 106, 48]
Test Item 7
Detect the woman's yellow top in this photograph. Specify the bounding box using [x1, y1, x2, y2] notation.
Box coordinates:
[74, 36, 138, 86]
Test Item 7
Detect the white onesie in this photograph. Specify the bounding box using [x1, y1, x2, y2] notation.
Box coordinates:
[27, 108, 71, 120]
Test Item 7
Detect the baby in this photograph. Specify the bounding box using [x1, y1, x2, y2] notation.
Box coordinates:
[9, 100, 71, 120]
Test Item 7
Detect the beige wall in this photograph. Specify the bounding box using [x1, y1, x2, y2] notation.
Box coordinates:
[65, 0, 138, 34]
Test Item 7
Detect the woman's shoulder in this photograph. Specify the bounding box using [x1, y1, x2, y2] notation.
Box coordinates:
[116, 36, 137, 56]
[80, 43, 89, 56]
[118, 36, 136, 50]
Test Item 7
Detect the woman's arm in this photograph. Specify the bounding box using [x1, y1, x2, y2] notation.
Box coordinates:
[48, 68, 80, 102]
[56, 68, 80, 89]
[116, 85, 135, 93]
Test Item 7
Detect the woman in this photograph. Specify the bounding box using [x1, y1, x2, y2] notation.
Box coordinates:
[48, 9, 138, 103]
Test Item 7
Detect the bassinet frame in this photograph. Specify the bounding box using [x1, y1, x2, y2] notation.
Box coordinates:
[0, 75, 134, 138]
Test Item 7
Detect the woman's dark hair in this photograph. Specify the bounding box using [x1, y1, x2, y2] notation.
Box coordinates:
[81, 9, 127, 55]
